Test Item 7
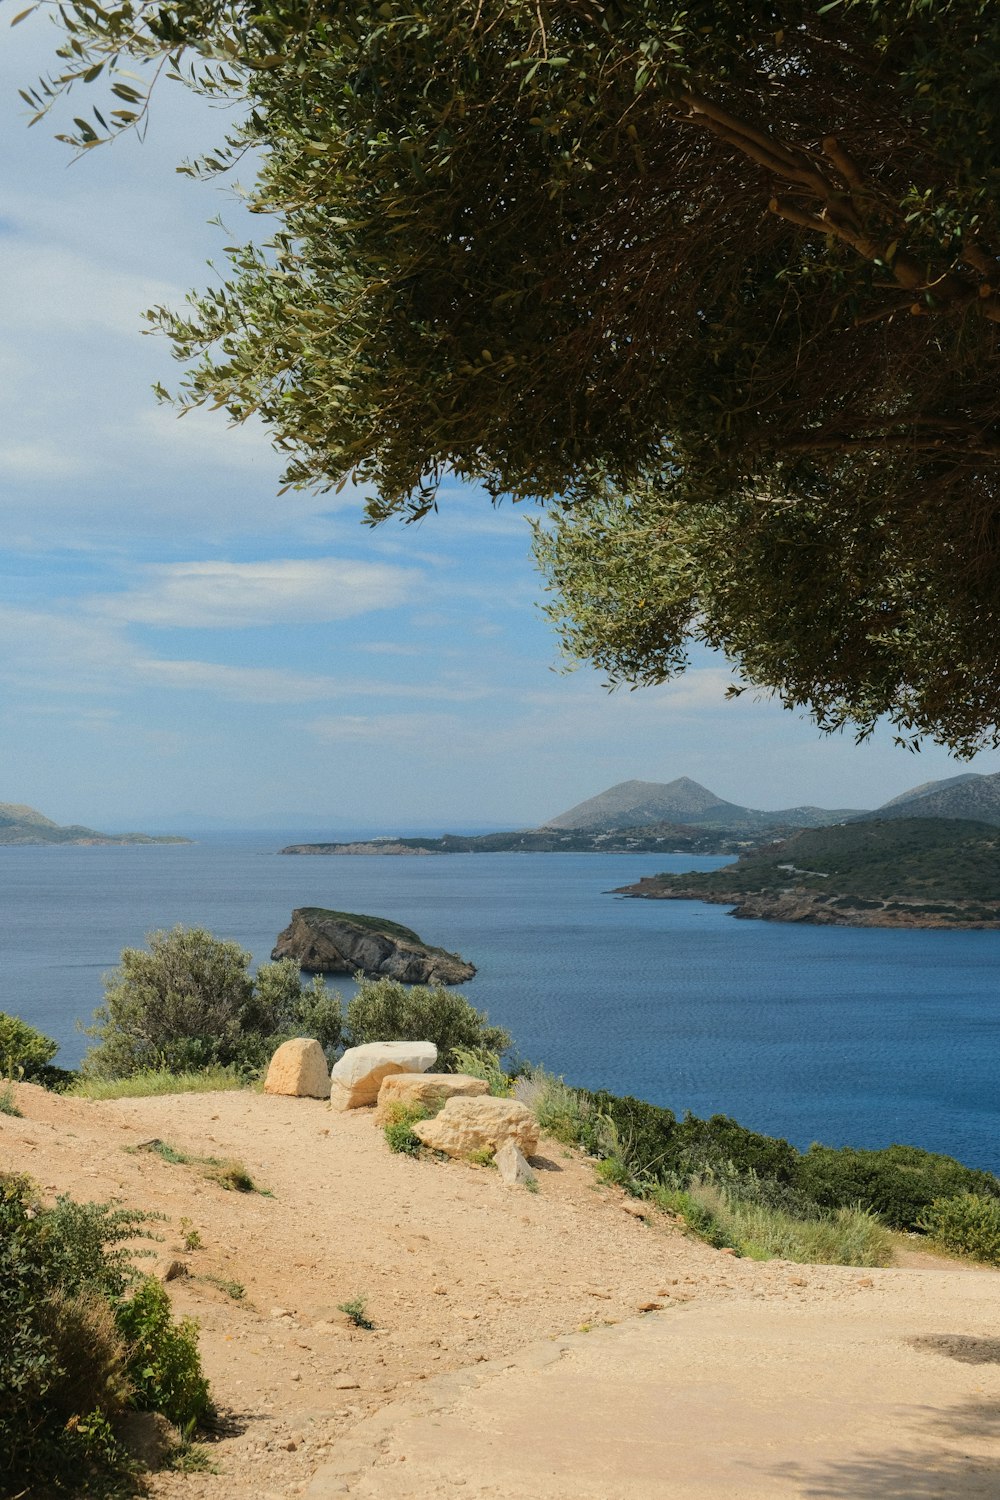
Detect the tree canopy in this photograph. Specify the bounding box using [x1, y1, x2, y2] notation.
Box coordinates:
[24, 0, 1000, 750]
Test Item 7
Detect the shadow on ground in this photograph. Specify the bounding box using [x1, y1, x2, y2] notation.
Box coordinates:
[766, 1400, 1000, 1498]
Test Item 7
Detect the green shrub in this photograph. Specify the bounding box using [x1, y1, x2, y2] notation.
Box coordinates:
[795, 1143, 1000, 1230]
[579, 1091, 677, 1174]
[674, 1114, 799, 1184]
[249, 960, 343, 1057]
[83, 928, 343, 1080]
[0, 1080, 20, 1117]
[0, 1173, 210, 1494]
[338, 1296, 374, 1330]
[382, 1101, 430, 1155]
[0, 1011, 74, 1090]
[116, 1278, 212, 1428]
[345, 976, 510, 1067]
[918, 1193, 1000, 1264]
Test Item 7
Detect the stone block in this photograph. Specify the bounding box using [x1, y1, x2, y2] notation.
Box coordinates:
[412, 1096, 539, 1158]
[330, 1040, 437, 1110]
[374, 1072, 490, 1124]
[264, 1037, 330, 1099]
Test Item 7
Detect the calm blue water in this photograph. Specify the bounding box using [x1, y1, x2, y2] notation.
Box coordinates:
[3, 837, 999, 1172]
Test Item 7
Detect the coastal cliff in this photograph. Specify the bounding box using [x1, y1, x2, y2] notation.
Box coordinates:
[271, 907, 476, 983]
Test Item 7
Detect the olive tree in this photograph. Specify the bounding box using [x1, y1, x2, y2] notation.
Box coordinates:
[84, 926, 341, 1077]
[26, 0, 1000, 749]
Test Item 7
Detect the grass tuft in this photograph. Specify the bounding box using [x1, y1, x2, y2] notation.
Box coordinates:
[0, 1080, 22, 1117]
[653, 1180, 892, 1266]
[203, 1274, 245, 1301]
[70, 1066, 247, 1101]
[205, 1160, 258, 1194]
[130, 1140, 269, 1195]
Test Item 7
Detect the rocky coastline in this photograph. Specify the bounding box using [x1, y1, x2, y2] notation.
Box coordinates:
[615, 878, 1000, 929]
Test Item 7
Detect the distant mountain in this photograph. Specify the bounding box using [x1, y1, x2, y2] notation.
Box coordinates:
[0, 802, 189, 846]
[864, 771, 1000, 826]
[542, 778, 865, 832]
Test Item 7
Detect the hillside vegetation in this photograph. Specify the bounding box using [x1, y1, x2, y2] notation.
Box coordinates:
[617, 818, 1000, 927]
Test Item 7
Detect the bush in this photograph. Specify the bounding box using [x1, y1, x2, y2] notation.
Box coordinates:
[674, 1113, 800, 1184]
[0, 1011, 75, 1090]
[83, 929, 343, 1079]
[919, 1193, 1000, 1264]
[580, 1091, 678, 1176]
[116, 1278, 211, 1428]
[345, 977, 510, 1067]
[794, 1143, 1000, 1230]
[0, 1173, 211, 1495]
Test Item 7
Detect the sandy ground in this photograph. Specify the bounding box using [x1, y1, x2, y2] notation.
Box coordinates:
[4, 1082, 999, 1499]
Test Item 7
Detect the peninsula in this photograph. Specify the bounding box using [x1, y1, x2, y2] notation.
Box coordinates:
[0, 802, 190, 846]
[279, 771, 1000, 861]
[614, 818, 1000, 929]
[272, 907, 476, 983]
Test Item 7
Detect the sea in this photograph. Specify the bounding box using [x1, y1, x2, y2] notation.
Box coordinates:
[4, 835, 999, 1174]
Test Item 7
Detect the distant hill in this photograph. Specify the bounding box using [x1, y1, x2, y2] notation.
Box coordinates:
[542, 778, 865, 832]
[863, 771, 1000, 827]
[0, 803, 189, 846]
[615, 818, 1000, 928]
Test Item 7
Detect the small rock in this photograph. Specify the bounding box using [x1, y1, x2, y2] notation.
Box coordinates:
[494, 1140, 535, 1187]
[264, 1038, 330, 1099]
[621, 1199, 648, 1219]
[334, 1376, 360, 1389]
[329, 1041, 437, 1111]
[271, 1307, 293, 1319]
[637, 1301, 664, 1312]
[291, 1371, 303, 1382]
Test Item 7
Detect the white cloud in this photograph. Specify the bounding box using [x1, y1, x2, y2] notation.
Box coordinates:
[0, 441, 86, 480]
[136, 406, 284, 473]
[139, 659, 339, 703]
[90, 557, 422, 628]
[0, 241, 180, 339]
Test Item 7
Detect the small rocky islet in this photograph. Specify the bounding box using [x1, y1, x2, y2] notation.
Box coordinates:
[271, 906, 475, 984]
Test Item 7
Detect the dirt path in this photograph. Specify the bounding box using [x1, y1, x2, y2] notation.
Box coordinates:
[4, 1083, 999, 1498]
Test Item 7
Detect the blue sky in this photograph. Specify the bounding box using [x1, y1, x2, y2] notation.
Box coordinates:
[2, 14, 998, 833]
